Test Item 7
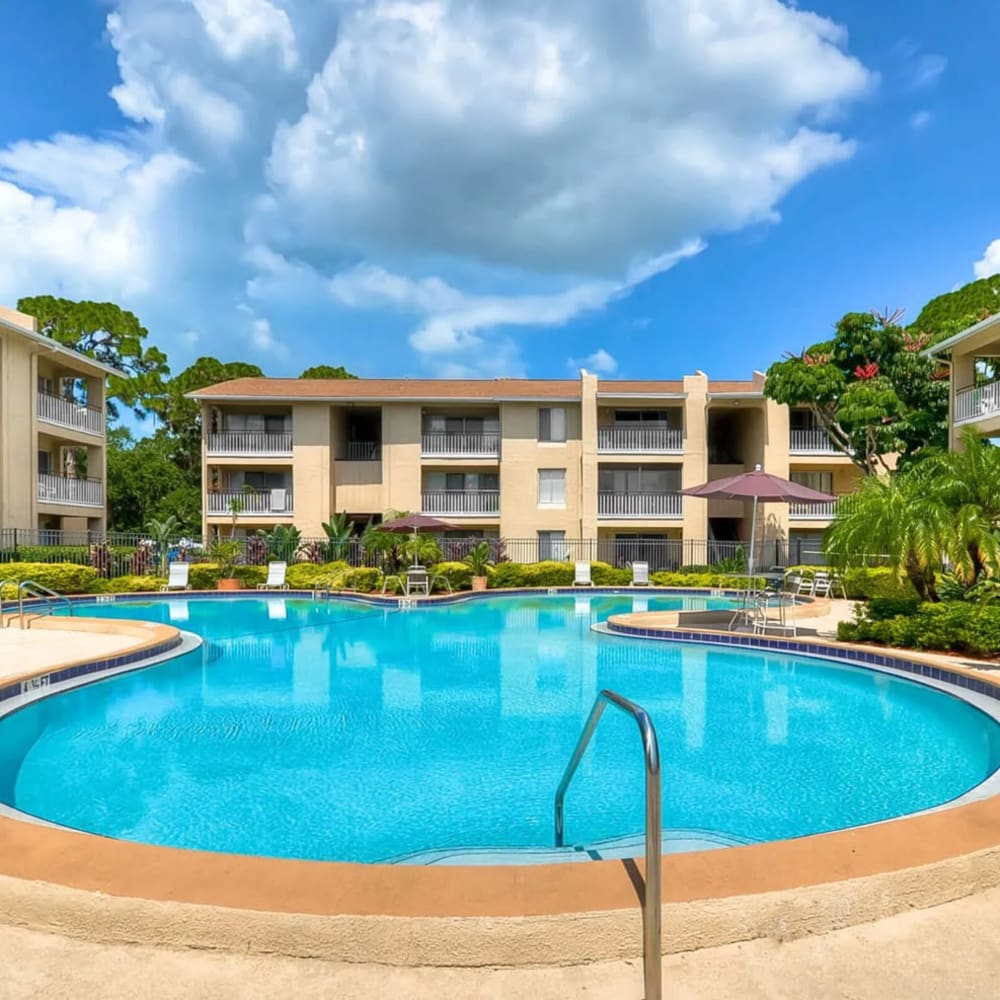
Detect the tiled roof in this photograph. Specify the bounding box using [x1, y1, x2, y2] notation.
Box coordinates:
[597, 380, 685, 394]
[189, 378, 583, 401]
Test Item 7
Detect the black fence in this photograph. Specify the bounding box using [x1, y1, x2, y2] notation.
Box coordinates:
[0, 527, 832, 574]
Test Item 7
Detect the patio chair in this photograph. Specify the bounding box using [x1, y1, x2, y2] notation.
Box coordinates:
[257, 561, 288, 590]
[812, 571, 835, 598]
[406, 566, 430, 596]
[429, 570, 453, 594]
[573, 561, 593, 586]
[161, 562, 190, 591]
[630, 561, 650, 587]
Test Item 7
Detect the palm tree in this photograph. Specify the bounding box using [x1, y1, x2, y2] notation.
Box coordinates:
[321, 512, 354, 561]
[825, 472, 949, 602]
[146, 515, 180, 576]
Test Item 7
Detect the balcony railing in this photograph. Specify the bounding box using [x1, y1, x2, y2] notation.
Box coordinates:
[597, 425, 682, 454]
[207, 431, 292, 456]
[788, 500, 838, 519]
[422, 490, 500, 516]
[421, 432, 500, 457]
[37, 474, 104, 507]
[37, 392, 105, 436]
[206, 490, 293, 515]
[344, 441, 381, 461]
[598, 492, 683, 518]
[955, 380, 1000, 424]
[789, 428, 839, 454]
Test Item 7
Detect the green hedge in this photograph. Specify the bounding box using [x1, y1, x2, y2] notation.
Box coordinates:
[433, 561, 474, 590]
[650, 571, 763, 589]
[343, 567, 382, 592]
[188, 563, 267, 590]
[785, 565, 916, 600]
[105, 574, 167, 593]
[284, 561, 350, 589]
[0, 562, 99, 596]
[838, 601, 1000, 657]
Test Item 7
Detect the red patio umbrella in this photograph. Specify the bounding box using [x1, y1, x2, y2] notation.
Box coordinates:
[380, 513, 458, 567]
[681, 465, 836, 572]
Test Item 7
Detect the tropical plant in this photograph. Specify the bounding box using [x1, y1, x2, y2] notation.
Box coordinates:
[228, 485, 258, 537]
[208, 537, 242, 580]
[257, 524, 303, 562]
[320, 512, 355, 561]
[145, 515, 180, 575]
[463, 541, 494, 577]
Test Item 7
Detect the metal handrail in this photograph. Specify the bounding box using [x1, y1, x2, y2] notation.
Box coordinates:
[0, 580, 16, 627]
[18, 580, 74, 628]
[554, 690, 661, 1000]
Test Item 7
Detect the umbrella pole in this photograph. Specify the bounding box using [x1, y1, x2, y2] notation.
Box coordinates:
[412, 526, 419, 567]
[748, 495, 758, 576]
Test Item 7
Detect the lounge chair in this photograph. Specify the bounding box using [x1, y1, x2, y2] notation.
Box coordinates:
[811, 570, 847, 599]
[631, 561, 650, 587]
[406, 566, 429, 596]
[257, 561, 288, 590]
[161, 562, 190, 591]
[573, 561, 593, 586]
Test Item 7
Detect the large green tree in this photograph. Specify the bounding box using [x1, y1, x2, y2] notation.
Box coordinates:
[17, 296, 169, 419]
[912, 274, 1000, 339]
[764, 311, 949, 475]
[300, 364, 357, 379]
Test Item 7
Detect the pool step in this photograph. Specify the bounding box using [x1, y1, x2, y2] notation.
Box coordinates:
[382, 828, 752, 866]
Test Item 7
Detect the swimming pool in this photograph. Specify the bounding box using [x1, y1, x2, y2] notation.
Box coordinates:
[1, 593, 998, 865]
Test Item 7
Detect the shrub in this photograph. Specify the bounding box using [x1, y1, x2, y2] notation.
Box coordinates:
[590, 561, 631, 586]
[838, 601, 1000, 657]
[434, 561, 473, 590]
[285, 562, 351, 589]
[106, 575, 166, 593]
[519, 561, 576, 587]
[188, 563, 266, 590]
[650, 571, 764, 589]
[867, 596, 921, 621]
[0, 562, 99, 595]
[343, 567, 382, 592]
[489, 562, 525, 588]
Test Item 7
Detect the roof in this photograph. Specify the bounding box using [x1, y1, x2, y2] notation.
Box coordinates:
[924, 311, 1000, 358]
[0, 308, 121, 378]
[188, 377, 583, 402]
[597, 380, 685, 396]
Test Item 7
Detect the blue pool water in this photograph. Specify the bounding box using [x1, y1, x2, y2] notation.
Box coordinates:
[1, 594, 998, 864]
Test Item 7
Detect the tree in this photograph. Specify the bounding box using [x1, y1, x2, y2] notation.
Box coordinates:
[912, 274, 1000, 340]
[764, 310, 949, 475]
[300, 364, 357, 379]
[106, 432, 197, 533]
[17, 296, 169, 420]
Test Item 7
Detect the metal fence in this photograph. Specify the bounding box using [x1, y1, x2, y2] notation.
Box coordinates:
[0, 528, 838, 574]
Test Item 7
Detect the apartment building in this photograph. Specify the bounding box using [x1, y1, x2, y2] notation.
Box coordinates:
[190, 370, 861, 560]
[926, 311, 1000, 450]
[0, 306, 113, 533]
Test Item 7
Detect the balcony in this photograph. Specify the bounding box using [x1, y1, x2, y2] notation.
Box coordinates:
[207, 490, 293, 516]
[422, 490, 500, 516]
[789, 500, 838, 519]
[789, 428, 840, 454]
[207, 431, 292, 457]
[955, 380, 1000, 424]
[597, 425, 682, 454]
[598, 492, 683, 518]
[37, 474, 104, 507]
[37, 392, 105, 436]
[421, 432, 500, 458]
[344, 441, 381, 461]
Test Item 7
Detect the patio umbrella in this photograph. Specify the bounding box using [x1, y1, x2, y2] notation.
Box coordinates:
[681, 465, 836, 573]
[379, 513, 458, 567]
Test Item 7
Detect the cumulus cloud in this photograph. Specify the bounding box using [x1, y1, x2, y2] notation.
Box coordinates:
[0, 0, 874, 372]
[974, 240, 1000, 280]
[569, 348, 618, 375]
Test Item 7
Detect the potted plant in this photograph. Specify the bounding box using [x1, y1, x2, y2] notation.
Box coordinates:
[209, 537, 243, 591]
[463, 541, 494, 591]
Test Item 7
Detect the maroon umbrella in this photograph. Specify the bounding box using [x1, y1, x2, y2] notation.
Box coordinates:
[380, 513, 458, 566]
[682, 465, 836, 572]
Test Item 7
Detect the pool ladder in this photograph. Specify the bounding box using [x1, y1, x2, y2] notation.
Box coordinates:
[554, 690, 662, 1000]
[14, 580, 73, 628]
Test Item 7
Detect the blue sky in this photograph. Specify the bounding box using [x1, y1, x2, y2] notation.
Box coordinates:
[0, 0, 997, 383]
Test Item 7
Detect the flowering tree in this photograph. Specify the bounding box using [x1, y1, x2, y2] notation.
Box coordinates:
[764, 311, 949, 475]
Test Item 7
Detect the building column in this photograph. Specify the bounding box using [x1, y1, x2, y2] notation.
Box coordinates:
[579, 370, 599, 539]
[681, 373, 709, 547]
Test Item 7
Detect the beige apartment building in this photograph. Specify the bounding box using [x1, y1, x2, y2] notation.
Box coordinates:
[927, 311, 1000, 450]
[191, 371, 860, 563]
[0, 306, 112, 535]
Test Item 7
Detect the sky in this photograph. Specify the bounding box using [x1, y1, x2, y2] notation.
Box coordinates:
[0, 0, 997, 384]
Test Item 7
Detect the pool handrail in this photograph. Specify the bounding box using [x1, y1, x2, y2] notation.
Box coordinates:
[0, 580, 16, 626]
[18, 580, 73, 628]
[554, 689, 661, 1000]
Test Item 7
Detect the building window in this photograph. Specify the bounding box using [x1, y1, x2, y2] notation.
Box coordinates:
[538, 407, 567, 442]
[537, 469, 567, 507]
[538, 530, 567, 561]
[598, 465, 680, 493]
[790, 470, 832, 493]
[38, 451, 51, 475]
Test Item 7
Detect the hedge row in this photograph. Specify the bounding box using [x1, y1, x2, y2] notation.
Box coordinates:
[838, 601, 1000, 658]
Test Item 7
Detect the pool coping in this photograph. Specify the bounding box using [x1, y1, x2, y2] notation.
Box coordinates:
[3, 592, 1000, 966]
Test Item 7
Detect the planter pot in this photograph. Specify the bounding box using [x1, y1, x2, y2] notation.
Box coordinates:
[471, 576, 488, 592]
[217, 578, 241, 591]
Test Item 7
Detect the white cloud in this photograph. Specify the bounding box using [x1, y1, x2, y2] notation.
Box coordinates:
[0, 0, 874, 373]
[181, 329, 200, 346]
[910, 110, 932, 131]
[974, 240, 1000, 280]
[570, 348, 618, 375]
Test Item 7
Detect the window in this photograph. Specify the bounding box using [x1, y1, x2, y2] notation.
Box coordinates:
[614, 409, 669, 425]
[243, 471, 289, 491]
[38, 451, 51, 475]
[538, 530, 567, 561]
[790, 471, 832, 493]
[425, 472, 499, 492]
[598, 465, 680, 493]
[537, 469, 566, 507]
[264, 414, 288, 433]
[538, 407, 567, 442]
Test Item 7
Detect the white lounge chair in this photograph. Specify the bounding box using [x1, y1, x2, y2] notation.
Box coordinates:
[406, 566, 429, 596]
[161, 562, 190, 591]
[631, 561, 650, 587]
[574, 561, 593, 586]
[257, 561, 288, 590]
